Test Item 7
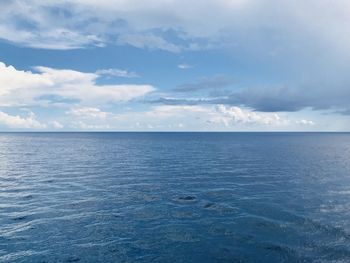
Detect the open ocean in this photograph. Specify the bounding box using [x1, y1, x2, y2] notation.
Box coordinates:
[1, 132, 350, 262]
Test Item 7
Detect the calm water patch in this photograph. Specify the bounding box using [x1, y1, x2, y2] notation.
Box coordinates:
[1, 132, 350, 262]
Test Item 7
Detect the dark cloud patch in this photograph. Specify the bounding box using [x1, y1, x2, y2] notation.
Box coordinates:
[174, 75, 233, 93]
[151, 84, 350, 113]
[221, 87, 307, 112]
[333, 109, 350, 116]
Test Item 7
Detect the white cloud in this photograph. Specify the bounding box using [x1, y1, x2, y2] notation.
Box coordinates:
[214, 105, 287, 126]
[295, 119, 315, 126]
[50, 121, 64, 129]
[212, 105, 315, 127]
[110, 104, 314, 131]
[1, 103, 314, 131]
[137, 104, 284, 126]
[96, 68, 138, 78]
[178, 63, 193, 69]
[0, 111, 46, 129]
[0, 61, 155, 107]
[72, 121, 112, 130]
[67, 107, 110, 119]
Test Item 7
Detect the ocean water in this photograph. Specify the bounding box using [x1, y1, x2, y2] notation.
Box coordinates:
[1, 132, 350, 263]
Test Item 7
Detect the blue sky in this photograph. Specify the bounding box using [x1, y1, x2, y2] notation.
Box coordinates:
[0, 0, 349, 131]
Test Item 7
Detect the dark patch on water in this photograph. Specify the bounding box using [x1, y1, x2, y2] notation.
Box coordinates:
[66, 256, 80, 262]
[12, 215, 28, 221]
[204, 202, 215, 208]
[24, 194, 33, 199]
[178, 195, 196, 201]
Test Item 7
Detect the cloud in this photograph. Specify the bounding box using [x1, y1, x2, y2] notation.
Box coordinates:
[67, 107, 110, 119]
[117, 33, 181, 53]
[295, 119, 315, 126]
[335, 109, 350, 116]
[0, 24, 104, 50]
[153, 83, 350, 114]
[0, 103, 312, 131]
[213, 105, 287, 126]
[95, 68, 139, 78]
[0, 111, 46, 129]
[178, 63, 193, 69]
[0, 61, 155, 107]
[71, 121, 112, 130]
[2, 0, 349, 54]
[149, 97, 216, 106]
[110, 104, 314, 131]
[0, 1, 349, 129]
[50, 121, 64, 129]
[2, 1, 350, 115]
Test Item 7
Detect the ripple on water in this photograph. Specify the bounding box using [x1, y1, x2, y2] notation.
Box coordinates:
[2, 132, 350, 262]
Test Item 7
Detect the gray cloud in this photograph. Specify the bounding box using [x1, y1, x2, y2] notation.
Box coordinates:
[335, 109, 350, 116]
[153, 84, 350, 113]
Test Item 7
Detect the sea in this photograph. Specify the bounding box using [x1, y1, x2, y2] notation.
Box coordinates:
[1, 132, 350, 262]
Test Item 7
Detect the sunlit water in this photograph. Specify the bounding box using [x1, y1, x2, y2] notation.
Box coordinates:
[1, 132, 350, 262]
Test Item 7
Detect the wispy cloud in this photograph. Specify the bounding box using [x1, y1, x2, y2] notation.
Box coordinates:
[96, 69, 139, 78]
[117, 33, 181, 53]
[178, 63, 193, 69]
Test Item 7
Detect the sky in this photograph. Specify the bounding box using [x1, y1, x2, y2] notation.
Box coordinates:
[0, 0, 349, 131]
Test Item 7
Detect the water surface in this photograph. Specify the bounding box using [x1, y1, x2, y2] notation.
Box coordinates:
[1, 132, 350, 262]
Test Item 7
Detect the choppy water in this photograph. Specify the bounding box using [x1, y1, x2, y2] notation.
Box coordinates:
[1, 133, 350, 262]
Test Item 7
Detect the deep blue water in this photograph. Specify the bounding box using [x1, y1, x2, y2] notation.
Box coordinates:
[1, 132, 350, 262]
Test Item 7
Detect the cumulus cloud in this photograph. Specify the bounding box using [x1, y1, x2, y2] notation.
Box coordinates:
[0, 103, 311, 131]
[0, 61, 154, 107]
[213, 105, 286, 126]
[110, 104, 314, 131]
[0, 111, 46, 129]
[212, 105, 314, 127]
